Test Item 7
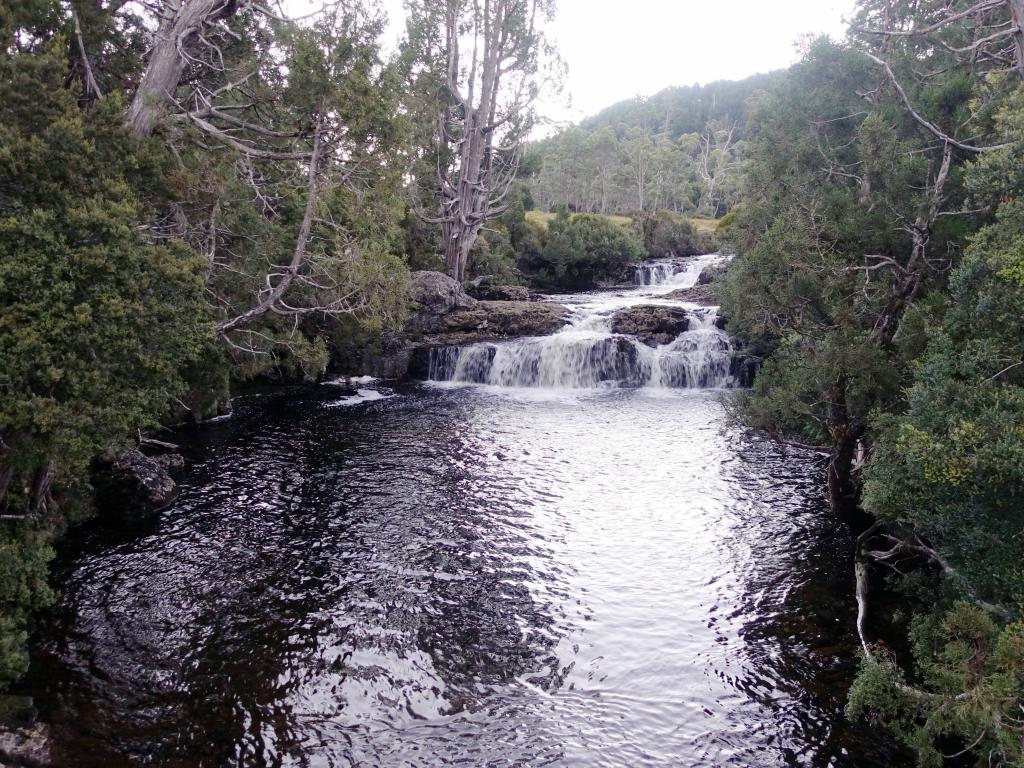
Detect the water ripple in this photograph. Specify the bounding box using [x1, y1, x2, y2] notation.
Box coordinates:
[20, 385, 905, 767]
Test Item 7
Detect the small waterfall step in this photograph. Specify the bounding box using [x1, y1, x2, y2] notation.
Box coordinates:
[428, 307, 737, 390]
[428, 253, 739, 391]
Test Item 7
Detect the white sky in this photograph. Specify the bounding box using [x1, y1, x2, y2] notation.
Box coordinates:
[378, 0, 855, 126]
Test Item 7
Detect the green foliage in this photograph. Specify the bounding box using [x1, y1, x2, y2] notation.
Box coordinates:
[581, 72, 783, 138]
[863, 202, 1024, 609]
[569, 214, 645, 282]
[723, 22, 1024, 761]
[526, 73, 777, 217]
[528, 120, 744, 217]
[0, 527, 54, 688]
[0, 44, 209, 504]
[848, 606, 1024, 767]
[632, 210, 699, 259]
[720, 37, 973, 458]
[843, 32, 1024, 761]
[0, 42, 209, 683]
[525, 207, 643, 288]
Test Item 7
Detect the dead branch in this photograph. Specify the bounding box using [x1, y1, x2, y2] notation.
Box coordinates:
[217, 116, 323, 335]
[70, 4, 103, 102]
[862, 52, 1011, 153]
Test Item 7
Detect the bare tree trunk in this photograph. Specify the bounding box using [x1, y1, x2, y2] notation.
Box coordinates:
[825, 378, 865, 514]
[1007, 0, 1024, 76]
[127, 0, 238, 137]
[427, 0, 546, 282]
[70, 4, 103, 103]
[0, 462, 13, 512]
[29, 462, 54, 515]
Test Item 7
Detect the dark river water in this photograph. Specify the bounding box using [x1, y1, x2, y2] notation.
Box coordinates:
[19, 382, 905, 767]
[19, 261, 906, 766]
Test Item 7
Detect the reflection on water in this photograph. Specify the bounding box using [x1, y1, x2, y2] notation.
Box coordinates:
[21, 384, 906, 767]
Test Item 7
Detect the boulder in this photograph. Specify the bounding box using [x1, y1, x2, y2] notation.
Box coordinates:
[466, 280, 530, 302]
[330, 331, 414, 380]
[662, 283, 718, 306]
[436, 300, 569, 343]
[0, 723, 50, 767]
[586, 335, 647, 385]
[92, 448, 179, 523]
[409, 271, 476, 334]
[730, 352, 761, 388]
[331, 272, 566, 381]
[610, 305, 692, 347]
[697, 262, 729, 285]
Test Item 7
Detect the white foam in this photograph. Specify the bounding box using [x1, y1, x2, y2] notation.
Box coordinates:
[323, 375, 379, 386]
[324, 388, 395, 408]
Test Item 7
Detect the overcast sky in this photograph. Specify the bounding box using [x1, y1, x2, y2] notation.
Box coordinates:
[378, 0, 855, 126]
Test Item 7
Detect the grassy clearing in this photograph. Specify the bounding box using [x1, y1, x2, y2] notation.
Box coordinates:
[525, 210, 633, 228]
[526, 210, 721, 233]
[690, 217, 720, 234]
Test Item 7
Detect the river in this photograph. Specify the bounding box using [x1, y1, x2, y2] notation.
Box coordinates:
[17, 258, 904, 767]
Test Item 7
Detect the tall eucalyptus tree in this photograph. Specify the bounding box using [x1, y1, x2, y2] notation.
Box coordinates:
[407, 0, 560, 282]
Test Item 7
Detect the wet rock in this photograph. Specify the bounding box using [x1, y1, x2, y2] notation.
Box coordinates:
[439, 300, 568, 342]
[409, 271, 476, 334]
[92, 448, 178, 522]
[411, 343, 499, 382]
[153, 453, 185, 473]
[330, 331, 414, 380]
[466, 279, 530, 302]
[730, 352, 761, 388]
[610, 305, 692, 347]
[697, 262, 729, 285]
[406, 345, 435, 380]
[0, 723, 50, 767]
[333, 273, 564, 380]
[588, 336, 646, 384]
[661, 283, 718, 306]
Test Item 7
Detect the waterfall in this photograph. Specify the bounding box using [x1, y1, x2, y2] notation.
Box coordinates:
[648, 309, 733, 388]
[431, 333, 652, 389]
[428, 253, 737, 391]
[633, 261, 678, 286]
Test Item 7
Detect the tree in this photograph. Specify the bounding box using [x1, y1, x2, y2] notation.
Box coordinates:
[847, 93, 1024, 766]
[0, 0, 415, 691]
[721, 4, 1024, 762]
[853, 0, 1024, 88]
[195, 6, 412, 362]
[126, 0, 250, 137]
[723, 40, 933, 509]
[0, 38, 209, 683]
[407, 0, 559, 282]
[623, 127, 654, 212]
[696, 121, 741, 217]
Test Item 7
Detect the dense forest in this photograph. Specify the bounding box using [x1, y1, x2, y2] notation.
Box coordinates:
[1, 0, 1023, 764]
[719, 2, 1024, 763]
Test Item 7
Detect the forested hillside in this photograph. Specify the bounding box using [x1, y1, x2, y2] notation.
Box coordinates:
[581, 73, 782, 137]
[526, 73, 779, 216]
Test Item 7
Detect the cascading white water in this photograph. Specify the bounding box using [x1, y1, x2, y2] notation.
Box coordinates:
[648, 308, 733, 388]
[634, 261, 679, 286]
[430, 254, 736, 390]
